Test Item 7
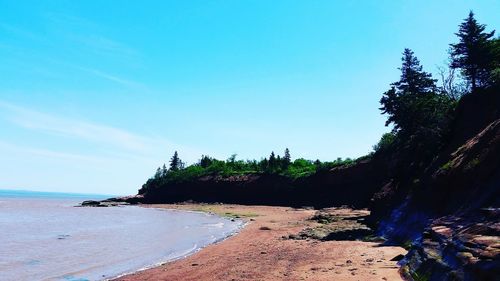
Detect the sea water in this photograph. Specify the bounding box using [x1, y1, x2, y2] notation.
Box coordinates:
[0, 190, 242, 281]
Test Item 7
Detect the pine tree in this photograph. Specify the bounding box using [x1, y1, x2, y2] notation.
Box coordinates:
[276, 155, 282, 171]
[392, 48, 437, 94]
[199, 155, 212, 168]
[450, 11, 495, 90]
[154, 167, 162, 179]
[259, 158, 269, 172]
[169, 151, 181, 171]
[314, 159, 321, 170]
[283, 148, 291, 169]
[161, 164, 168, 176]
[268, 152, 277, 172]
[380, 49, 438, 132]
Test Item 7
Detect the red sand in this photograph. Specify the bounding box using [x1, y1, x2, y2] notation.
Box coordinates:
[116, 204, 405, 281]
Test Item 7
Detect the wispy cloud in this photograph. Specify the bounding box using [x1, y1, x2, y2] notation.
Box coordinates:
[43, 13, 140, 60]
[76, 66, 146, 89]
[0, 101, 158, 153]
[70, 34, 139, 58]
[0, 140, 108, 163]
[1, 15, 145, 90]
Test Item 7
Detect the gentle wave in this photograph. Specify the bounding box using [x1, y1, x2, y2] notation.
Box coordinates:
[0, 196, 243, 281]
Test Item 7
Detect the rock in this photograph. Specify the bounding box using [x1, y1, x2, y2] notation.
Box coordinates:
[80, 200, 102, 207]
[390, 254, 405, 261]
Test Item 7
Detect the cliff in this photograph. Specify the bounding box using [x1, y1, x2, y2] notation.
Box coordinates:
[137, 159, 388, 208]
[113, 88, 499, 280]
[369, 89, 500, 281]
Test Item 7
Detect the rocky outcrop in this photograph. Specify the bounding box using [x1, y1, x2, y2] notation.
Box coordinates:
[370, 89, 500, 280]
[401, 210, 500, 281]
[80, 195, 143, 207]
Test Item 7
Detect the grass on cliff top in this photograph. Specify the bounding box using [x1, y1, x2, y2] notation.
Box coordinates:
[141, 154, 365, 192]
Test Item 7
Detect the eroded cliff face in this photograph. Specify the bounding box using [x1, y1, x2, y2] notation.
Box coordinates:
[370, 89, 500, 281]
[137, 160, 388, 208]
[131, 89, 499, 280]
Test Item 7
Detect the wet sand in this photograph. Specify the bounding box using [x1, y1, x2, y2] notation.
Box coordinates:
[116, 204, 406, 281]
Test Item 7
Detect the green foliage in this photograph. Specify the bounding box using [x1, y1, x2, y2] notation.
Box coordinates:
[380, 49, 440, 133]
[392, 48, 437, 94]
[380, 48, 456, 161]
[142, 150, 360, 191]
[441, 161, 453, 171]
[373, 132, 397, 153]
[169, 151, 182, 171]
[450, 11, 496, 90]
[489, 38, 500, 86]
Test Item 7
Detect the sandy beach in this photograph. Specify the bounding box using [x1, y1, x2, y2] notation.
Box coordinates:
[116, 204, 406, 281]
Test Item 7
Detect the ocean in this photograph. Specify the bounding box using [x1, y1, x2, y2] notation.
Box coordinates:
[0, 190, 243, 281]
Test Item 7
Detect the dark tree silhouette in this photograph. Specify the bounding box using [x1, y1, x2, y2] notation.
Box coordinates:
[199, 155, 212, 168]
[380, 49, 454, 162]
[268, 152, 277, 172]
[161, 164, 168, 176]
[392, 48, 437, 94]
[283, 148, 291, 169]
[380, 49, 437, 132]
[154, 167, 162, 179]
[169, 151, 181, 171]
[450, 11, 496, 90]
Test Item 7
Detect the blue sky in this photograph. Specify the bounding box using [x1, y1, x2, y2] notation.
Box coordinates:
[0, 1, 498, 195]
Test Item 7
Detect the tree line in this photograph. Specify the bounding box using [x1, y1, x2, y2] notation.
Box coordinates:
[148, 148, 359, 187]
[144, 11, 498, 191]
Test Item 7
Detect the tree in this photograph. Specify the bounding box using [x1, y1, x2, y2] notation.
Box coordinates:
[199, 155, 212, 168]
[373, 132, 397, 153]
[380, 49, 438, 133]
[450, 11, 496, 90]
[437, 64, 467, 100]
[283, 148, 291, 169]
[268, 152, 277, 172]
[161, 164, 168, 176]
[169, 151, 181, 171]
[314, 159, 321, 170]
[489, 38, 500, 86]
[259, 158, 269, 171]
[392, 48, 437, 94]
[154, 167, 162, 179]
[228, 154, 237, 164]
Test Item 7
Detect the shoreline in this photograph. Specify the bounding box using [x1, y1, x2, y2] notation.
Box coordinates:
[108, 205, 247, 281]
[115, 204, 406, 281]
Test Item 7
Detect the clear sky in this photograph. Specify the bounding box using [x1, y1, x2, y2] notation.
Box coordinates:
[0, 1, 498, 195]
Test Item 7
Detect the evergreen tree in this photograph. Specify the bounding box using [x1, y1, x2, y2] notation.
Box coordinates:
[154, 167, 162, 179]
[268, 152, 277, 172]
[199, 155, 212, 168]
[259, 158, 269, 171]
[169, 151, 181, 171]
[450, 11, 496, 90]
[490, 38, 500, 86]
[161, 164, 168, 176]
[380, 49, 438, 132]
[283, 148, 291, 169]
[392, 48, 437, 94]
[314, 159, 321, 170]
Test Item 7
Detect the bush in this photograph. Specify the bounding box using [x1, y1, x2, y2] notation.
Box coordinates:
[373, 132, 397, 153]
